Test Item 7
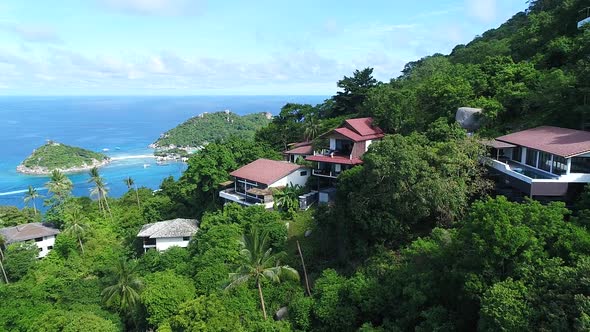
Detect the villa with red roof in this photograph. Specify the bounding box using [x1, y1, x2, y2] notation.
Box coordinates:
[484, 126, 590, 198]
[283, 141, 314, 163]
[305, 117, 384, 178]
[219, 158, 310, 208]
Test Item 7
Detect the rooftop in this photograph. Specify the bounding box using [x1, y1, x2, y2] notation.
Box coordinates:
[137, 218, 199, 239]
[322, 117, 384, 142]
[230, 158, 302, 185]
[496, 126, 590, 158]
[0, 222, 60, 244]
[284, 141, 314, 155]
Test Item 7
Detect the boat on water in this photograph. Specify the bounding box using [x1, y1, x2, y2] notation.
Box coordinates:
[102, 148, 110, 152]
[115, 147, 121, 150]
[143, 163, 151, 168]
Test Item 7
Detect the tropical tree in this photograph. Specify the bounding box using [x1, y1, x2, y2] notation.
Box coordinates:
[62, 204, 89, 254]
[102, 259, 143, 315]
[273, 184, 302, 216]
[303, 117, 320, 141]
[226, 227, 300, 320]
[124, 176, 141, 208]
[23, 186, 41, 215]
[45, 170, 73, 202]
[0, 235, 8, 284]
[88, 167, 112, 218]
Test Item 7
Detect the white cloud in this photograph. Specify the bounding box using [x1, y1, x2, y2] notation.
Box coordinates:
[466, 0, 497, 23]
[0, 23, 62, 43]
[99, 0, 206, 16]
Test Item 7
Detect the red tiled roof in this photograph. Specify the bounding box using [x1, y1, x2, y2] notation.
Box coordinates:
[481, 139, 517, 149]
[230, 159, 302, 185]
[496, 126, 590, 158]
[322, 117, 384, 142]
[344, 117, 384, 136]
[284, 141, 313, 155]
[284, 145, 314, 155]
[306, 154, 363, 165]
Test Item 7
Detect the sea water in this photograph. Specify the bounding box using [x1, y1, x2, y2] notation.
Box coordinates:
[0, 96, 326, 209]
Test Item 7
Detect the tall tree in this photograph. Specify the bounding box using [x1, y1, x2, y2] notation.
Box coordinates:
[330, 68, 378, 117]
[62, 204, 89, 254]
[0, 235, 8, 284]
[45, 170, 73, 203]
[88, 167, 112, 218]
[23, 186, 41, 216]
[102, 259, 143, 315]
[226, 227, 300, 320]
[124, 176, 141, 208]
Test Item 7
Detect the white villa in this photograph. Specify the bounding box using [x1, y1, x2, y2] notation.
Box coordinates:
[137, 218, 199, 252]
[219, 158, 310, 208]
[484, 126, 590, 198]
[0, 222, 60, 258]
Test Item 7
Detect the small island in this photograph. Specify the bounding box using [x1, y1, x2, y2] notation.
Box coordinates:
[151, 110, 272, 160]
[17, 141, 110, 175]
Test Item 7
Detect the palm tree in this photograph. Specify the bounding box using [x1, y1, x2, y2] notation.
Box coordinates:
[63, 205, 89, 254]
[226, 227, 300, 320]
[45, 170, 73, 202]
[23, 186, 41, 215]
[124, 176, 141, 209]
[0, 235, 8, 284]
[102, 259, 142, 315]
[88, 167, 112, 218]
[273, 184, 302, 214]
[304, 117, 320, 141]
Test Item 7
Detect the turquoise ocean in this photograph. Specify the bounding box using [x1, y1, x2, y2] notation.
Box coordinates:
[0, 96, 326, 209]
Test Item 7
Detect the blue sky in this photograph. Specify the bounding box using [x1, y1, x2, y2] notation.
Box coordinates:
[0, 0, 527, 95]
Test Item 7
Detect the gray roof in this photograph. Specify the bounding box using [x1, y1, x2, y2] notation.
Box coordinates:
[137, 218, 199, 239]
[0, 222, 60, 244]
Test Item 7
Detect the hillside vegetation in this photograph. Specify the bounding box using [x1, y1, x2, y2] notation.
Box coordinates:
[153, 111, 272, 149]
[18, 141, 109, 174]
[3, 1, 590, 332]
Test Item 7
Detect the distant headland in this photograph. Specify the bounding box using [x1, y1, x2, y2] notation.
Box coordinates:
[150, 110, 272, 160]
[17, 141, 110, 175]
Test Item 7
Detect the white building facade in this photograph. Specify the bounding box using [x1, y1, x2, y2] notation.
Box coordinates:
[138, 218, 199, 252]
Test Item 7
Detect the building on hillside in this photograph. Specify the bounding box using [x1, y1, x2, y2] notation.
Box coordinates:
[283, 141, 314, 163]
[0, 222, 60, 258]
[137, 218, 199, 252]
[484, 126, 590, 199]
[219, 158, 311, 208]
[306, 117, 384, 179]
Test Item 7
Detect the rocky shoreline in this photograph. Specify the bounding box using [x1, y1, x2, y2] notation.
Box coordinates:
[16, 158, 111, 175]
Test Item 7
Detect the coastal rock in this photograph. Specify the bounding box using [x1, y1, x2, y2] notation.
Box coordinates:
[17, 158, 111, 175]
[455, 107, 483, 132]
[274, 307, 288, 321]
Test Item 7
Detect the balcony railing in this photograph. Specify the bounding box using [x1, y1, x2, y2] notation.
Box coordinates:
[313, 149, 353, 160]
[312, 168, 339, 178]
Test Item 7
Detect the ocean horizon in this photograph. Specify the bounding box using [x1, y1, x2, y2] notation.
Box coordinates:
[0, 95, 327, 209]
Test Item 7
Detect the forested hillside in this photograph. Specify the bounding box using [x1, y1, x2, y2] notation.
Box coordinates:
[2, 1, 590, 331]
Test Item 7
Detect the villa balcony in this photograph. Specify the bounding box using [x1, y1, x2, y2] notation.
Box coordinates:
[484, 157, 569, 196]
[219, 188, 274, 208]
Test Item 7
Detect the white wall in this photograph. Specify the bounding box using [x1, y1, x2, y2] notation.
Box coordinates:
[270, 168, 310, 188]
[36, 235, 56, 258]
[155, 237, 191, 251]
[365, 140, 372, 152]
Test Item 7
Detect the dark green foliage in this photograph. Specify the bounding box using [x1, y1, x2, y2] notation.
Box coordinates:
[4, 242, 38, 281]
[141, 270, 195, 327]
[154, 111, 271, 148]
[0, 206, 39, 227]
[21, 141, 107, 170]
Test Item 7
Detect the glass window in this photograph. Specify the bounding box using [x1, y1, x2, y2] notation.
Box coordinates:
[526, 149, 537, 167]
[34, 237, 43, 242]
[183, 236, 190, 241]
[47, 246, 53, 250]
[552, 156, 567, 175]
[300, 171, 308, 176]
[571, 157, 590, 173]
[513, 147, 522, 162]
[538, 152, 551, 172]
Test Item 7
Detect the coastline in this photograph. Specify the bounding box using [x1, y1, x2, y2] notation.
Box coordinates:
[16, 158, 111, 175]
